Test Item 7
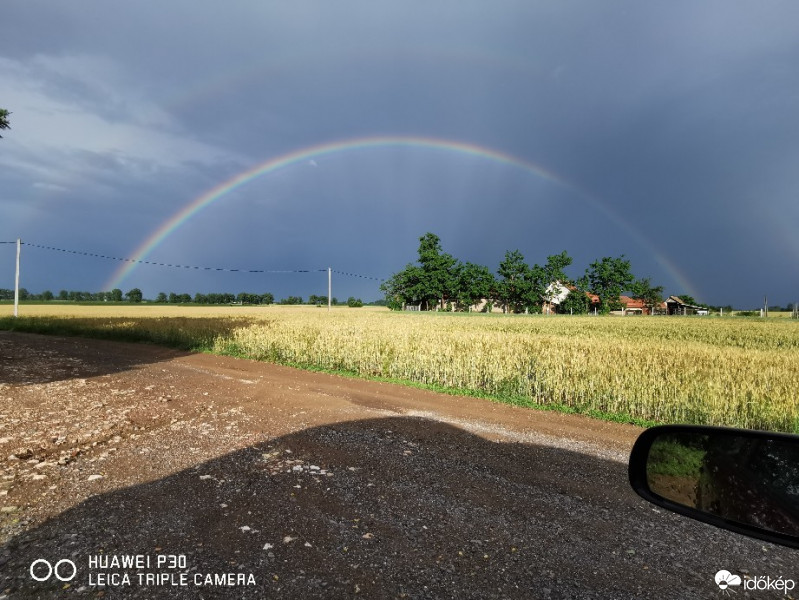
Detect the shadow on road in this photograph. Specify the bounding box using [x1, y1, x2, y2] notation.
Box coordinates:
[0, 330, 199, 384]
[2, 416, 795, 599]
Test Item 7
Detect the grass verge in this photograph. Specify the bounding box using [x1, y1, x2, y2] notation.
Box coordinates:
[1, 315, 660, 429]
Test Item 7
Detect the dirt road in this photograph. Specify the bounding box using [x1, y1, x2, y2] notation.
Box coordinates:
[1, 331, 796, 599]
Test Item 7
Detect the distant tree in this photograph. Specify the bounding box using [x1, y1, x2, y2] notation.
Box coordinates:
[237, 292, 262, 304]
[496, 250, 532, 313]
[630, 278, 664, 315]
[155, 292, 168, 303]
[58, 289, 69, 301]
[259, 292, 274, 305]
[677, 295, 702, 307]
[380, 263, 424, 310]
[279, 296, 303, 305]
[417, 233, 459, 310]
[543, 251, 572, 285]
[347, 296, 363, 308]
[524, 263, 549, 314]
[380, 233, 467, 311]
[559, 287, 591, 314]
[455, 262, 495, 311]
[41, 290, 54, 301]
[109, 288, 123, 302]
[0, 109, 10, 138]
[541, 251, 573, 307]
[585, 256, 635, 314]
[125, 288, 143, 303]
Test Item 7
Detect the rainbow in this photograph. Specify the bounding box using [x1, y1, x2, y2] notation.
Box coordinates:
[105, 135, 699, 297]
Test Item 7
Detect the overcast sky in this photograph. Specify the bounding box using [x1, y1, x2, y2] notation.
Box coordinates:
[2, 1, 798, 307]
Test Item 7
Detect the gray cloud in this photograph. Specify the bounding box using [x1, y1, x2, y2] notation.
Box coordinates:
[2, 1, 798, 306]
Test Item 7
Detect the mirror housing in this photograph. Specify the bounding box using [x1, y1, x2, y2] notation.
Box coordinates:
[629, 425, 799, 549]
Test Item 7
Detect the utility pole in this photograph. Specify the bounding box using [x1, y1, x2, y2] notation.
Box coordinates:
[13, 238, 21, 317]
[328, 267, 331, 312]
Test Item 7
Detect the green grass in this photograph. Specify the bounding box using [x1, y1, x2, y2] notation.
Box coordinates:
[647, 437, 706, 477]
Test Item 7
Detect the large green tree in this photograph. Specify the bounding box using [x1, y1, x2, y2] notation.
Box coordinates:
[417, 233, 459, 310]
[630, 277, 664, 315]
[540, 251, 573, 310]
[125, 288, 143, 303]
[585, 255, 635, 313]
[380, 263, 423, 310]
[677, 294, 703, 307]
[542, 251, 573, 286]
[455, 262, 495, 311]
[495, 249, 530, 313]
[496, 250, 568, 314]
[495, 250, 547, 313]
[559, 286, 591, 314]
[381, 233, 460, 311]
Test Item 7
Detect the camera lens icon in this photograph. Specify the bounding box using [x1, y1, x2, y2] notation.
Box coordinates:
[30, 559, 77, 582]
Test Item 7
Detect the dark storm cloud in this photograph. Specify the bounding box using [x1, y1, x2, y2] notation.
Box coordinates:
[2, 1, 798, 306]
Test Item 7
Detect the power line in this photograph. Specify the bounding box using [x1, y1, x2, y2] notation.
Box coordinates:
[13, 241, 385, 281]
[21, 242, 327, 275]
[331, 269, 385, 282]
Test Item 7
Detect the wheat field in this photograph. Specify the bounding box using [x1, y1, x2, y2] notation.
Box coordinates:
[2, 304, 798, 432]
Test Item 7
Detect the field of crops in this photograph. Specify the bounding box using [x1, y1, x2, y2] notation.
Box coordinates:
[2, 304, 798, 433]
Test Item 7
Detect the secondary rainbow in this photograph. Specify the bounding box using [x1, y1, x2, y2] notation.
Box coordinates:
[105, 135, 699, 297]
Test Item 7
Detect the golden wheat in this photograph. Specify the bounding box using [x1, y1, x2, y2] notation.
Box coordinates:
[4, 305, 798, 432]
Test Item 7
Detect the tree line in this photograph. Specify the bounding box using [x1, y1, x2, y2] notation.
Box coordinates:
[1, 288, 368, 307]
[0, 288, 275, 304]
[380, 233, 666, 314]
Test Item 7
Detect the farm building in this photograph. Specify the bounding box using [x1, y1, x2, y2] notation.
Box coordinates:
[665, 295, 706, 315]
[543, 284, 601, 315]
[404, 287, 690, 316]
[611, 296, 667, 316]
[548, 286, 669, 315]
[542, 282, 572, 314]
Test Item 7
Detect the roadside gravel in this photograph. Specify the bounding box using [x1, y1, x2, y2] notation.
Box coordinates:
[1, 331, 796, 599]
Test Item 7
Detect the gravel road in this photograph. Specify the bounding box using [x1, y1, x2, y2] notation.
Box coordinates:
[1, 331, 796, 599]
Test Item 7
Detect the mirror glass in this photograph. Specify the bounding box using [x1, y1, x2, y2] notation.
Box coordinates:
[646, 431, 799, 538]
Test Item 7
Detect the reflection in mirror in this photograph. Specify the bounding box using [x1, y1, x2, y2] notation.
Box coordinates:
[646, 432, 799, 538]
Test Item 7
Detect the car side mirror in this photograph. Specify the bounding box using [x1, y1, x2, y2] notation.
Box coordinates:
[629, 425, 799, 549]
